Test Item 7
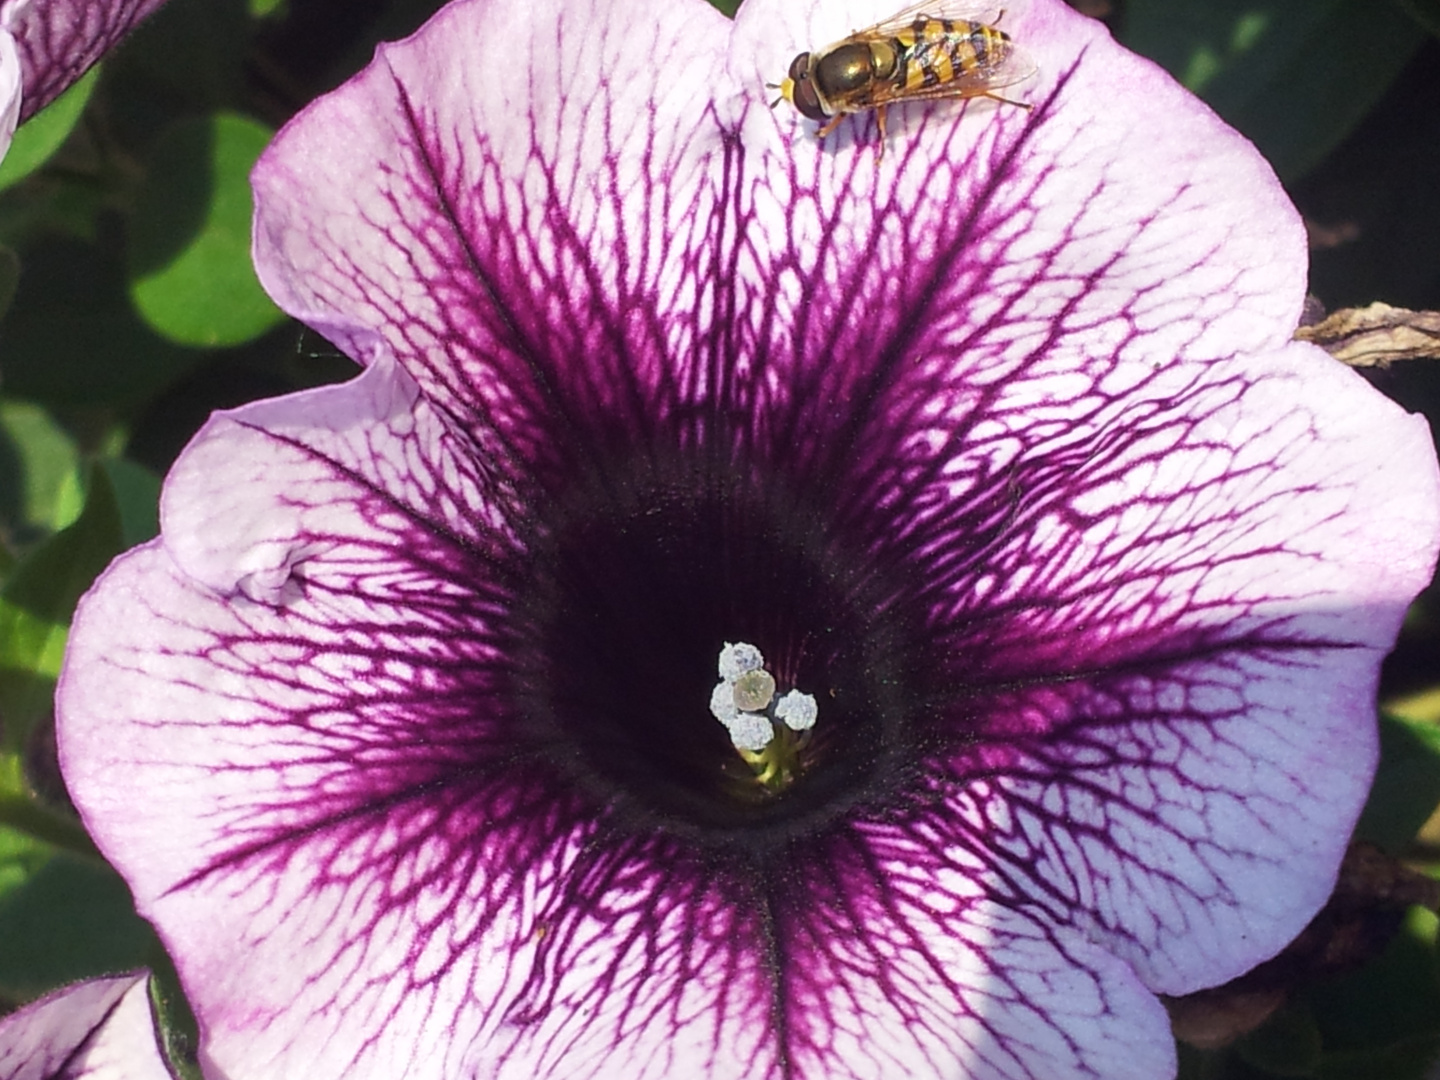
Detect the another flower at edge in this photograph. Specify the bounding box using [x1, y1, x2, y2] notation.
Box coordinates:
[0, 973, 169, 1078]
[0, 0, 170, 167]
[55, 0, 1440, 1078]
[0, 0, 169, 126]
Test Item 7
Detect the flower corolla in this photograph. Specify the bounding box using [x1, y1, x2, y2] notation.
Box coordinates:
[54, 0, 1440, 1078]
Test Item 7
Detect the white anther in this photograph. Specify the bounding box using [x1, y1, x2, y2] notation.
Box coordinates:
[774, 690, 818, 731]
[718, 641, 765, 682]
[724, 710, 776, 752]
[709, 681, 739, 724]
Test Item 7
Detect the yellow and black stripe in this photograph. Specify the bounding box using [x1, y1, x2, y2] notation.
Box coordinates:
[892, 18, 1009, 94]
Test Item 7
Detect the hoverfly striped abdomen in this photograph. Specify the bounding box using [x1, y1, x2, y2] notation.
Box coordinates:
[896, 17, 1012, 93]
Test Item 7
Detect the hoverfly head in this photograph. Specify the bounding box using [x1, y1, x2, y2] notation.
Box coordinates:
[784, 51, 827, 122]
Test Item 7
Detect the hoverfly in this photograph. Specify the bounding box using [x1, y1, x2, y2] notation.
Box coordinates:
[769, 1, 1036, 159]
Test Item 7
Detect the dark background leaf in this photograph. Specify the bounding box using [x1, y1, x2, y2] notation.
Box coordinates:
[1121, 0, 1424, 181]
[0, 854, 158, 1004]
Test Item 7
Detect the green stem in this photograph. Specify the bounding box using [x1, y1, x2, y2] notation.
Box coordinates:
[0, 793, 101, 860]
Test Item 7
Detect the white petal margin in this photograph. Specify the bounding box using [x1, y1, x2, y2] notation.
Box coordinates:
[159, 352, 512, 604]
[251, 0, 732, 447]
[0, 973, 170, 1080]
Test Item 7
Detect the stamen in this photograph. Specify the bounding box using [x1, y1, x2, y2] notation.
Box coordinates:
[718, 641, 764, 682]
[709, 642, 820, 792]
[774, 690, 817, 731]
[726, 711, 778, 753]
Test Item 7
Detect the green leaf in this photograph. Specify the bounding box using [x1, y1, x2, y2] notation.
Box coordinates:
[0, 238, 200, 407]
[1121, 0, 1425, 180]
[128, 112, 285, 347]
[0, 793, 95, 857]
[149, 948, 203, 1080]
[0, 68, 100, 191]
[1353, 712, 1440, 852]
[248, 0, 286, 16]
[0, 599, 66, 736]
[0, 827, 47, 908]
[106, 0, 250, 116]
[1235, 1005, 1324, 1076]
[0, 852, 157, 1001]
[0, 467, 124, 749]
[0, 756, 50, 902]
[100, 457, 162, 548]
[3, 466, 123, 626]
[0, 245, 19, 321]
[0, 401, 82, 548]
[1393, 0, 1440, 37]
[1308, 907, 1440, 1060]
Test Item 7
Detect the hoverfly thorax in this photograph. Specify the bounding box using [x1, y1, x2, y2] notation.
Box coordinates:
[813, 43, 872, 97]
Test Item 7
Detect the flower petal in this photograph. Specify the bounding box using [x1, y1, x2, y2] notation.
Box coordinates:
[158, 352, 509, 604]
[775, 826, 1179, 1079]
[720, 0, 1310, 484]
[892, 342, 1438, 993]
[251, 0, 734, 492]
[0, 27, 20, 159]
[0, 973, 170, 1080]
[0, 0, 169, 121]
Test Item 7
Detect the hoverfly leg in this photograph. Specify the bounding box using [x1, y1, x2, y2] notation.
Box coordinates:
[982, 91, 1032, 111]
[817, 113, 846, 139]
[874, 105, 888, 163]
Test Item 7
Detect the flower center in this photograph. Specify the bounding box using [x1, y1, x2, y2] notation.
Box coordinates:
[507, 458, 924, 846]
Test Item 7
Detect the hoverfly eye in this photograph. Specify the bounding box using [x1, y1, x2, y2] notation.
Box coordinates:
[788, 52, 811, 82]
[791, 75, 828, 121]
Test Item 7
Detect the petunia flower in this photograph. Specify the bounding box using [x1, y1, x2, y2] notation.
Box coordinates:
[56, 0, 1440, 1077]
[0, 0, 169, 124]
[0, 972, 171, 1079]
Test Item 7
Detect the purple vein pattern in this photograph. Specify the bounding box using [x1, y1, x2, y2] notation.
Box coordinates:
[0, 973, 171, 1079]
[56, 0, 1440, 1078]
[0, 0, 168, 122]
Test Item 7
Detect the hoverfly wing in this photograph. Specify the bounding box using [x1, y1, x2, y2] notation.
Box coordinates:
[841, 0, 1027, 41]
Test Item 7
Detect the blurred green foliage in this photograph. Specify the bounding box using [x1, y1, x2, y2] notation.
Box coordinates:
[0, 70, 99, 192]
[0, 0, 1436, 1072]
[128, 112, 283, 345]
[1123, 0, 1425, 181]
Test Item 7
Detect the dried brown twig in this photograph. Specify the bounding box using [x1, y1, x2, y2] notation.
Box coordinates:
[1296, 302, 1440, 368]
